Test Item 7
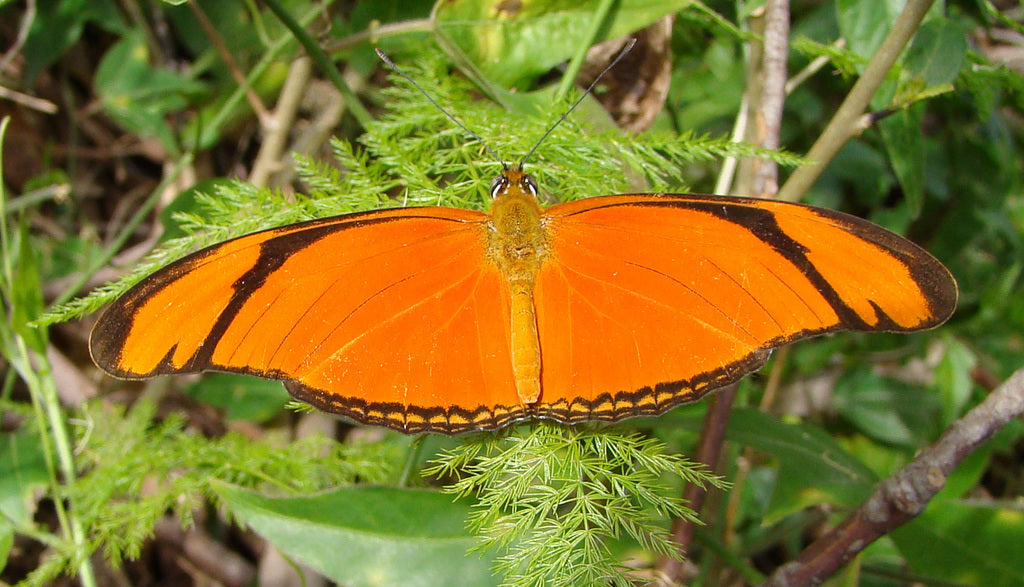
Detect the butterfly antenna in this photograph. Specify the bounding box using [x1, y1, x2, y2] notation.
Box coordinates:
[519, 38, 637, 168]
[375, 48, 506, 168]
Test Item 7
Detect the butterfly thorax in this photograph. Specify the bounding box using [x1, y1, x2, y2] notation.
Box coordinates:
[486, 167, 547, 405]
[487, 167, 548, 272]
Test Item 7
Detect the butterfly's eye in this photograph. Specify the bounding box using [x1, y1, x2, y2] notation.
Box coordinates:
[521, 174, 538, 196]
[490, 175, 509, 199]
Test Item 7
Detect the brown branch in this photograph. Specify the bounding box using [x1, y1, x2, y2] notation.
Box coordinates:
[752, 0, 790, 198]
[0, 0, 35, 73]
[762, 366, 1024, 586]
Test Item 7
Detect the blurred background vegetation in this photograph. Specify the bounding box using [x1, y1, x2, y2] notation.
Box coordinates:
[1, 0, 1023, 585]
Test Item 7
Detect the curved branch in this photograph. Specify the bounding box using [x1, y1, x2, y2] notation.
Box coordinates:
[763, 366, 1024, 586]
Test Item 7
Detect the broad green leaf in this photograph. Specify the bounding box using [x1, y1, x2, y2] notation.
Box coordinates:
[878, 103, 925, 216]
[95, 31, 206, 153]
[892, 500, 1024, 587]
[21, 0, 123, 83]
[668, 35, 746, 133]
[0, 427, 51, 568]
[809, 139, 893, 210]
[833, 369, 940, 447]
[834, 371, 914, 446]
[213, 482, 497, 586]
[835, 0, 905, 63]
[905, 18, 967, 88]
[934, 337, 976, 426]
[434, 0, 694, 91]
[725, 408, 877, 523]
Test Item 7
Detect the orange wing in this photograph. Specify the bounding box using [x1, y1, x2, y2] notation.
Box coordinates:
[529, 194, 957, 424]
[90, 208, 529, 432]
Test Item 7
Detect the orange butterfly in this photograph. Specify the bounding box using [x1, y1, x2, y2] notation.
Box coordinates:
[90, 161, 957, 433]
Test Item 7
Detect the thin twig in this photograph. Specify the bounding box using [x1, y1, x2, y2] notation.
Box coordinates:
[763, 366, 1024, 586]
[785, 39, 847, 95]
[752, 0, 790, 197]
[188, 0, 270, 122]
[250, 57, 312, 187]
[713, 94, 749, 195]
[0, 84, 58, 113]
[0, 0, 35, 73]
[776, 0, 936, 202]
[322, 19, 434, 55]
[269, 75, 353, 187]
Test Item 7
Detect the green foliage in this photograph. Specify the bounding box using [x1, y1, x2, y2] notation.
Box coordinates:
[94, 31, 207, 154]
[5, 0, 1024, 585]
[892, 499, 1024, 587]
[19, 0, 124, 83]
[435, 0, 693, 93]
[215, 483, 497, 586]
[425, 424, 723, 586]
[50, 401, 401, 580]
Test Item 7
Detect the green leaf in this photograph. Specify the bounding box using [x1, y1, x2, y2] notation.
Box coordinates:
[725, 408, 877, 523]
[21, 0, 124, 83]
[835, 0, 904, 63]
[832, 369, 940, 447]
[183, 374, 290, 423]
[94, 31, 206, 153]
[934, 337, 976, 427]
[809, 139, 893, 210]
[878, 103, 925, 216]
[0, 427, 51, 568]
[434, 0, 695, 91]
[9, 220, 48, 353]
[892, 500, 1024, 587]
[904, 18, 967, 88]
[213, 482, 496, 587]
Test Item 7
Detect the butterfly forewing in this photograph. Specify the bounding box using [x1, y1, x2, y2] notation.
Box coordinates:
[91, 207, 530, 432]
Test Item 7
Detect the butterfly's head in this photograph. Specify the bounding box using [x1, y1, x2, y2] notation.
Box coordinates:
[490, 166, 539, 201]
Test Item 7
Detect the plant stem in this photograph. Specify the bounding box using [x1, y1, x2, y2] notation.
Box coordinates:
[554, 0, 618, 102]
[0, 117, 95, 585]
[262, 0, 374, 128]
[776, 0, 936, 202]
[657, 384, 737, 581]
[29, 344, 96, 586]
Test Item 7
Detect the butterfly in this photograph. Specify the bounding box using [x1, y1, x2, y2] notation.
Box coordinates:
[90, 43, 957, 434]
[90, 159, 957, 434]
